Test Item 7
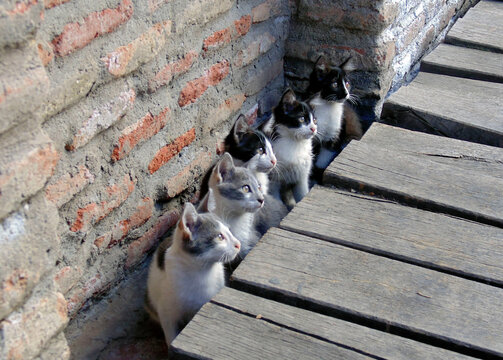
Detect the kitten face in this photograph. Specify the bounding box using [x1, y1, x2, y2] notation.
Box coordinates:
[212, 153, 264, 213]
[178, 203, 240, 264]
[225, 115, 276, 174]
[309, 56, 352, 103]
[272, 89, 317, 140]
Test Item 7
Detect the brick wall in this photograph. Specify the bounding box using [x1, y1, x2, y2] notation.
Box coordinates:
[0, 0, 478, 358]
[0, 1, 289, 358]
[284, 0, 478, 127]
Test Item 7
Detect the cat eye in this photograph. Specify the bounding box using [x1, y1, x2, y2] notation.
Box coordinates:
[313, 117, 317, 124]
[257, 147, 265, 155]
[242, 185, 251, 193]
[298, 116, 305, 123]
[345, 81, 350, 89]
[217, 233, 225, 241]
[332, 82, 338, 88]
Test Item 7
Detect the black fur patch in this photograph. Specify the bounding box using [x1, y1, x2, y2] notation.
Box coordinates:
[224, 128, 269, 163]
[306, 60, 349, 102]
[273, 92, 315, 130]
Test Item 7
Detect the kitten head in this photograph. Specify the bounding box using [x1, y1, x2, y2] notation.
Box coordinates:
[209, 153, 264, 213]
[176, 202, 240, 263]
[308, 55, 354, 103]
[267, 89, 317, 140]
[224, 115, 276, 174]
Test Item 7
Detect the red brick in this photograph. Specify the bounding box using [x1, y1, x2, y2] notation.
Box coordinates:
[5, 0, 38, 15]
[65, 88, 136, 151]
[69, 174, 136, 232]
[178, 60, 230, 107]
[44, 0, 70, 8]
[203, 28, 232, 52]
[37, 41, 54, 66]
[112, 107, 170, 162]
[148, 128, 196, 174]
[148, 51, 198, 93]
[252, 0, 281, 23]
[234, 32, 276, 68]
[45, 165, 95, 207]
[94, 197, 154, 250]
[51, 0, 133, 57]
[102, 21, 172, 77]
[234, 14, 252, 36]
[165, 151, 212, 198]
[125, 209, 180, 268]
[201, 93, 246, 133]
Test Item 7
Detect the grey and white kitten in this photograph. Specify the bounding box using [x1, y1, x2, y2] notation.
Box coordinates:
[306, 55, 362, 171]
[199, 153, 264, 259]
[146, 202, 240, 345]
[261, 89, 317, 209]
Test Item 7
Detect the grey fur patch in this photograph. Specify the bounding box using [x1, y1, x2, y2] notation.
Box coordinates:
[183, 212, 221, 255]
[254, 194, 288, 235]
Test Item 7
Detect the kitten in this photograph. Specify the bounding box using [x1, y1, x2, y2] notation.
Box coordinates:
[261, 89, 317, 209]
[222, 115, 288, 235]
[306, 55, 362, 174]
[146, 202, 240, 345]
[199, 153, 264, 259]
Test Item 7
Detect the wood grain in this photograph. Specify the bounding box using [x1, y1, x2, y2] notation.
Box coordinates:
[421, 43, 503, 83]
[445, 0, 503, 53]
[323, 126, 503, 227]
[381, 72, 503, 147]
[281, 185, 503, 286]
[171, 287, 474, 359]
[231, 228, 503, 358]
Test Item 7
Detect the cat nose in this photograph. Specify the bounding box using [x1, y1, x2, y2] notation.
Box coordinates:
[234, 242, 240, 250]
[258, 198, 264, 205]
[271, 159, 276, 166]
[310, 127, 316, 133]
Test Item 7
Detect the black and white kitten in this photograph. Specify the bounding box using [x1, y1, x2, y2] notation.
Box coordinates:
[261, 89, 317, 209]
[199, 153, 264, 259]
[146, 202, 240, 345]
[306, 56, 362, 172]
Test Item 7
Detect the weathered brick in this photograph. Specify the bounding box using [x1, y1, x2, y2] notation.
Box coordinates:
[244, 58, 283, 96]
[165, 152, 212, 198]
[234, 14, 252, 36]
[125, 209, 180, 268]
[54, 266, 83, 294]
[178, 60, 230, 107]
[200, 93, 246, 134]
[35, 332, 70, 360]
[0, 0, 43, 48]
[400, 12, 426, 51]
[234, 32, 276, 68]
[175, 0, 233, 32]
[252, 0, 282, 23]
[102, 21, 172, 77]
[44, 0, 70, 8]
[45, 165, 95, 208]
[37, 41, 54, 66]
[69, 174, 136, 233]
[0, 194, 59, 319]
[94, 197, 154, 250]
[0, 290, 68, 360]
[245, 103, 259, 125]
[51, 0, 134, 57]
[112, 107, 170, 161]
[148, 128, 196, 174]
[148, 51, 198, 93]
[65, 88, 135, 151]
[66, 273, 107, 317]
[202, 15, 251, 55]
[0, 131, 59, 219]
[0, 44, 50, 134]
[148, 0, 169, 12]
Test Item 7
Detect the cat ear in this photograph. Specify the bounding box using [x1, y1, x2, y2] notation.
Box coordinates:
[314, 55, 330, 74]
[258, 115, 274, 136]
[340, 57, 356, 72]
[233, 114, 249, 143]
[180, 203, 198, 241]
[216, 153, 235, 182]
[281, 88, 297, 114]
[197, 189, 216, 213]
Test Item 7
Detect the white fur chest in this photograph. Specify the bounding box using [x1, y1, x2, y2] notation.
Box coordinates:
[310, 98, 344, 142]
[273, 137, 313, 184]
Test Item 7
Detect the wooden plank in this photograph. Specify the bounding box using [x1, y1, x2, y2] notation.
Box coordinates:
[323, 130, 503, 227]
[171, 287, 474, 359]
[360, 123, 503, 179]
[280, 186, 503, 286]
[231, 228, 503, 358]
[421, 43, 503, 83]
[381, 72, 503, 147]
[445, 0, 503, 53]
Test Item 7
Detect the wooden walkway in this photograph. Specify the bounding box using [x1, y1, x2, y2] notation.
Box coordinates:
[171, 2, 503, 359]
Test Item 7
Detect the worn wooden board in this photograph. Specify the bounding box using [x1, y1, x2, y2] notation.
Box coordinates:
[323, 133, 503, 227]
[280, 186, 503, 286]
[172, 287, 474, 359]
[421, 43, 503, 83]
[445, 0, 503, 53]
[231, 228, 503, 358]
[381, 72, 503, 147]
[360, 123, 503, 179]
